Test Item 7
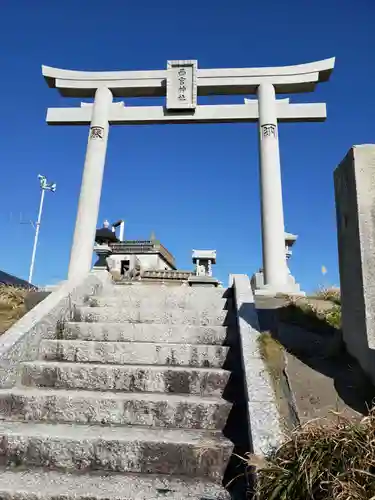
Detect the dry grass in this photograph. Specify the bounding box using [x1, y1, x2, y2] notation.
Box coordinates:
[258, 331, 285, 375]
[246, 409, 375, 499]
[315, 286, 341, 305]
[258, 332, 300, 431]
[0, 284, 29, 334]
[279, 296, 342, 332]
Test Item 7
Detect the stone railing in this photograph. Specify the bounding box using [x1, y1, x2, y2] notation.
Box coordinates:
[110, 241, 154, 254]
[0, 272, 106, 388]
[142, 269, 192, 281]
[230, 274, 284, 456]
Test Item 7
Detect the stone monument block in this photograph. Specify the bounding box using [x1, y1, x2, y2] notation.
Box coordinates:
[334, 145, 375, 383]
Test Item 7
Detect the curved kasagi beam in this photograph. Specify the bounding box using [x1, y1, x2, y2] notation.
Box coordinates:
[42, 57, 335, 98]
[198, 57, 335, 81]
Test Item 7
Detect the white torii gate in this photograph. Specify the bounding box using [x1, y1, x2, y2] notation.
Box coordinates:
[42, 57, 335, 293]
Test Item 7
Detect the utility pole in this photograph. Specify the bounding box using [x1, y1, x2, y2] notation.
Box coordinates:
[28, 175, 56, 284]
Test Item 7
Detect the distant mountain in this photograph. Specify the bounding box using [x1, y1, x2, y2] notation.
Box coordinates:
[0, 270, 33, 288]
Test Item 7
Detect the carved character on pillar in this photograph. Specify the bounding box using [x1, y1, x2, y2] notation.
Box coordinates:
[261, 123, 277, 139]
[90, 126, 104, 140]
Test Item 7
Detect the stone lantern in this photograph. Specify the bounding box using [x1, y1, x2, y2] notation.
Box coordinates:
[251, 231, 304, 296]
[285, 232, 297, 267]
[93, 220, 119, 270]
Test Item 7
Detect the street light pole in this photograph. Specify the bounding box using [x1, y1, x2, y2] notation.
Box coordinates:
[28, 175, 56, 284]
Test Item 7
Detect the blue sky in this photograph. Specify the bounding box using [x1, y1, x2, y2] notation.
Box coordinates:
[0, 0, 373, 291]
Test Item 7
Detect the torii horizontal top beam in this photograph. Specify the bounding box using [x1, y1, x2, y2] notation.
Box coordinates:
[42, 58, 335, 98]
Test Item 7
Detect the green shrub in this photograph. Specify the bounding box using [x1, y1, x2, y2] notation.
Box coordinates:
[324, 305, 341, 329]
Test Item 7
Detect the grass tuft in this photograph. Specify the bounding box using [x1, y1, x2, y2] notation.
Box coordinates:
[0, 284, 29, 308]
[279, 297, 341, 333]
[248, 409, 375, 499]
[258, 331, 285, 374]
[315, 286, 341, 305]
[258, 332, 300, 431]
[0, 284, 29, 334]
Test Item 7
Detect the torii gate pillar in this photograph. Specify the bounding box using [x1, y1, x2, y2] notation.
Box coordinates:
[68, 86, 113, 281]
[257, 83, 288, 291]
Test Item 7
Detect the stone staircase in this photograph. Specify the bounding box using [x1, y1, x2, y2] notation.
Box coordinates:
[0, 283, 235, 499]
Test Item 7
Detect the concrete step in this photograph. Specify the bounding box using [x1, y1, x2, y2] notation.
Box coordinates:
[63, 322, 228, 345]
[75, 306, 231, 327]
[0, 387, 231, 430]
[21, 361, 230, 397]
[40, 340, 229, 368]
[0, 421, 233, 480]
[89, 295, 231, 311]
[0, 468, 231, 499]
[108, 284, 228, 299]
